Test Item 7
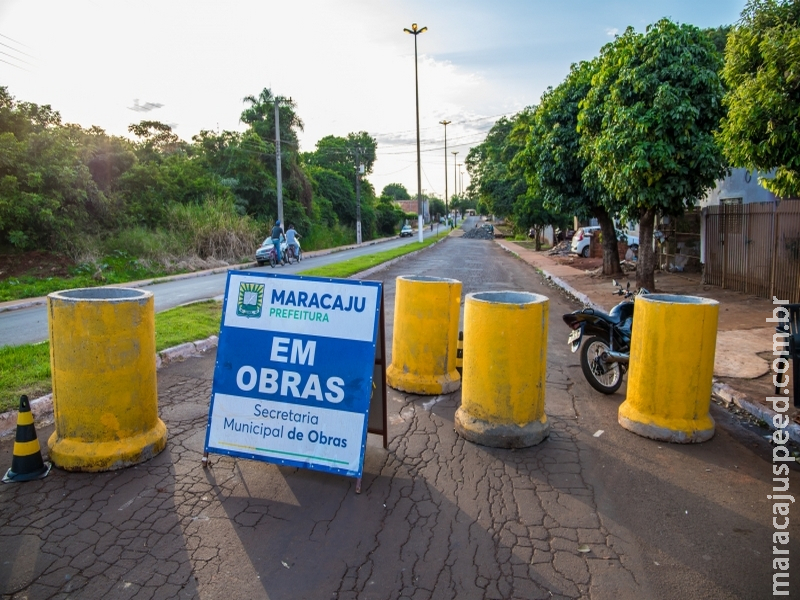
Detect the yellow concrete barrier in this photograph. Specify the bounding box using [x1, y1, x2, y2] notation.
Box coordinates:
[386, 276, 462, 395]
[47, 288, 167, 471]
[618, 294, 719, 443]
[455, 291, 549, 448]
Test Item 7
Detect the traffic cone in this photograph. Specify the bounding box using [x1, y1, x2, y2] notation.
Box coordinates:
[2, 395, 51, 483]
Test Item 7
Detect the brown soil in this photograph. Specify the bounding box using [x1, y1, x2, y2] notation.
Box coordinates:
[550, 254, 603, 271]
[0, 251, 75, 281]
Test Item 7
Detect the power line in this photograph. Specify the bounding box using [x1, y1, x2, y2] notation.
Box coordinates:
[0, 40, 36, 61]
[0, 33, 33, 50]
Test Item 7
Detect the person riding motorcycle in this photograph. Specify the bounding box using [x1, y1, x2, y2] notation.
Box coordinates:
[271, 220, 284, 263]
[285, 224, 300, 260]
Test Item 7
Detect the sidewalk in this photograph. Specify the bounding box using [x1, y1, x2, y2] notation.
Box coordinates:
[497, 240, 795, 440]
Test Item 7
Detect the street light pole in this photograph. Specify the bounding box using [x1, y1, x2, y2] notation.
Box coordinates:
[439, 119, 451, 223]
[404, 22, 427, 243]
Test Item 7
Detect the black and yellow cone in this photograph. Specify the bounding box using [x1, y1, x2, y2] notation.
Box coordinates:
[2, 395, 51, 483]
[456, 331, 464, 376]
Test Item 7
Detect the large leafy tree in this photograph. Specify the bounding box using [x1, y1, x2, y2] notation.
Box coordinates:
[522, 60, 623, 273]
[579, 20, 727, 290]
[466, 116, 523, 218]
[718, 0, 800, 197]
[381, 183, 411, 201]
[240, 89, 312, 220]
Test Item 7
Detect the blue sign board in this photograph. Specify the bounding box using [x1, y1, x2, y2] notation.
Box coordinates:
[204, 271, 382, 479]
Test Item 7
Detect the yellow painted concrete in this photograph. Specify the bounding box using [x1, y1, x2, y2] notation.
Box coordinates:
[455, 291, 549, 448]
[386, 276, 462, 395]
[47, 288, 167, 471]
[619, 294, 719, 443]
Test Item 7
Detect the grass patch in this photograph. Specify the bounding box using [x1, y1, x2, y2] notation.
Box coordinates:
[297, 234, 443, 278]
[0, 342, 52, 413]
[0, 250, 170, 302]
[155, 300, 222, 352]
[0, 233, 442, 413]
[0, 300, 223, 414]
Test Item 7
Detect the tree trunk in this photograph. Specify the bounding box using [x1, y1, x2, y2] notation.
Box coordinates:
[636, 208, 657, 291]
[596, 210, 622, 276]
[534, 226, 542, 251]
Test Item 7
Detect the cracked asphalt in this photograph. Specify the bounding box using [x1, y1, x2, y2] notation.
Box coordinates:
[1, 235, 798, 599]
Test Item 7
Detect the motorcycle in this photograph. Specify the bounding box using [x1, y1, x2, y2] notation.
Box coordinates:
[283, 238, 302, 264]
[561, 280, 648, 394]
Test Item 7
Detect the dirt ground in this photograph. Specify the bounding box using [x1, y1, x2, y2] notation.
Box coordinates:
[0, 251, 75, 280]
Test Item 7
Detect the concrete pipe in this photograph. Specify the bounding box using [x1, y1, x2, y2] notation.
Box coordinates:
[386, 276, 462, 395]
[618, 294, 719, 443]
[47, 287, 167, 471]
[455, 291, 550, 448]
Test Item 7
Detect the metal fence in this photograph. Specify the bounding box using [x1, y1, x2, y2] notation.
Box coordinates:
[703, 200, 800, 301]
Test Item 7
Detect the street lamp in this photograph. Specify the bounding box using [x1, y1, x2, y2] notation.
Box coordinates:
[404, 22, 427, 243]
[440, 119, 451, 224]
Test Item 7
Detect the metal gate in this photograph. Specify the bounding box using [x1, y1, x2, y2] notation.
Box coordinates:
[704, 200, 800, 301]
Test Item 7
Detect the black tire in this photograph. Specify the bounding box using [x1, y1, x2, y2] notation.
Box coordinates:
[580, 336, 623, 394]
[284, 250, 293, 265]
[257, 260, 265, 267]
[581, 245, 590, 258]
[269, 254, 276, 268]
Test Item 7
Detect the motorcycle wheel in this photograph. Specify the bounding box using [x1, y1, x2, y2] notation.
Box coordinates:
[269, 254, 276, 268]
[285, 250, 293, 265]
[580, 336, 623, 394]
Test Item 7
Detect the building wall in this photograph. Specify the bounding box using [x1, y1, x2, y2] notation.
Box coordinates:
[700, 168, 779, 207]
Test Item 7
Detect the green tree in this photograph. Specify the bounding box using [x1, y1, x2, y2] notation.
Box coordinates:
[522, 60, 622, 274]
[718, 0, 800, 197]
[239, 89, 312, 219]
[579, 20, 727, 290]
[381, 183, 411, 201]
[375, 194, 405, 235]
[466, 116, 523, 218]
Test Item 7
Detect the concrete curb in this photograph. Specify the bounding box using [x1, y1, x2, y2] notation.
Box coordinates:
[352, 234, 450, 280]
[0, 335, 220, 439]
[712, 380, 800, 444]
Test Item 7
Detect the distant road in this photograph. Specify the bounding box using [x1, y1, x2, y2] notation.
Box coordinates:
[0, 223, 461, 348]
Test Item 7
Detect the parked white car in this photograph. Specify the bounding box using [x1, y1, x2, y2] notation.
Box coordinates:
[571, 226, 600, 258]
[571, 226, 640, 257]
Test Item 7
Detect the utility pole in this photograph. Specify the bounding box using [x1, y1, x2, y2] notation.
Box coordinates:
[452, 150, 459, 197]
[440, 120, 451, 223]
[404, 23, 427, 243]
[274, 98, 284, 226]
[355, 148, 363, 245]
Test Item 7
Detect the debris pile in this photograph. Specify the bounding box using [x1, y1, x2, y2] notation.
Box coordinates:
[547, 241, 572, 256]
[462, 227, 496, 240]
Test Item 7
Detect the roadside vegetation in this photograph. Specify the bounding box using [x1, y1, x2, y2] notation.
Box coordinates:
[465, 2, 800, 291]
[0, 233, 446, 413]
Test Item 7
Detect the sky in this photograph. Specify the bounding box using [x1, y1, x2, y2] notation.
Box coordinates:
[0, 0, 746, 200]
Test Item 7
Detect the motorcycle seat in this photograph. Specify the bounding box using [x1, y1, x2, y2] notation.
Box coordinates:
[581, 307, 623, 324]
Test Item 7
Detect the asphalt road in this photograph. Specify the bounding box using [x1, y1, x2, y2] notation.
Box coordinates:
[0, 224, 447, 348]
[1, 231, 796, 599]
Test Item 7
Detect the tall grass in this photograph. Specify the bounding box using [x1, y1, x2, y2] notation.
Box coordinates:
[168, 196, 262, 261]
[303, 222, 355, 251]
